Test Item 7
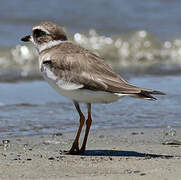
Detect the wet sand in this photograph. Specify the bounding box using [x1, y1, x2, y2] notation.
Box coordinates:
[0, 127, 181, 180]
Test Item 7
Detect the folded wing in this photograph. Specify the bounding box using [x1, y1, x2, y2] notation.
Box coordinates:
[42, 45, 165, 100]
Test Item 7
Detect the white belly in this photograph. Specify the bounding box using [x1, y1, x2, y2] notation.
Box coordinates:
[41, 66, 125, 104]
[55, 87, 121, 104]
[48, 80, 121, 104]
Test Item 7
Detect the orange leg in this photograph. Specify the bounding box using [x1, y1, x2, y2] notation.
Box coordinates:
[80, 103, 92, 153]
[69, 102, 85, 154]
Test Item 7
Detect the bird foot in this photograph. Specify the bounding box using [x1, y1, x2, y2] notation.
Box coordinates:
[61, 149, 85, 155]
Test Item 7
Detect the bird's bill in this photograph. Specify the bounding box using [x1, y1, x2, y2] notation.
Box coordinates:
[21, 35, 31, 42]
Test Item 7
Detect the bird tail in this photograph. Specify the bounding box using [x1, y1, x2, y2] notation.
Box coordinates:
[127, 90, 165, 100]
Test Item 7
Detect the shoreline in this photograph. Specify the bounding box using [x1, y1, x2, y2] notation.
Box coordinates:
[0, 127, 181, 179]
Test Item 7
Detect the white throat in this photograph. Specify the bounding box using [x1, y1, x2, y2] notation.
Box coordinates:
[37, 40, 62, 53]
[37, 40, 63, 52]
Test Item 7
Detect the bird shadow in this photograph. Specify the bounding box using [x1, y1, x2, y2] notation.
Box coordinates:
[81, 149, 174, 158]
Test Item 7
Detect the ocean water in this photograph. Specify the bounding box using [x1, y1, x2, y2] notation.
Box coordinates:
[0, 0, 181, 136]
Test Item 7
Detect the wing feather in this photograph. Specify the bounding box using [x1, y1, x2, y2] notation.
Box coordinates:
[40, 42, 164, 97]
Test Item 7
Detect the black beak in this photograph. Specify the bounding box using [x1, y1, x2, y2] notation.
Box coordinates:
[21, 35, 31, 42]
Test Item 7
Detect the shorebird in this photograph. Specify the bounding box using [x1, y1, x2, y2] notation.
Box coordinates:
[21, 21, 165, 154]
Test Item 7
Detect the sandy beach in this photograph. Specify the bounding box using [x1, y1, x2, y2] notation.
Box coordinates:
[0, 127, 181, 180]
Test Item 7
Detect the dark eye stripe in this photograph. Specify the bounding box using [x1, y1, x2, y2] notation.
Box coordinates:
[33, 29, 47, 38]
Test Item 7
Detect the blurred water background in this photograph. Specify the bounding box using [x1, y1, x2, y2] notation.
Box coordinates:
[0, 0, 180, 136]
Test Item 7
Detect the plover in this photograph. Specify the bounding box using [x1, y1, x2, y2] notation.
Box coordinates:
[21, 21, 165, 154]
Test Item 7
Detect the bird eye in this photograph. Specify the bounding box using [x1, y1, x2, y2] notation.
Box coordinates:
[33, 29, 47, 38]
